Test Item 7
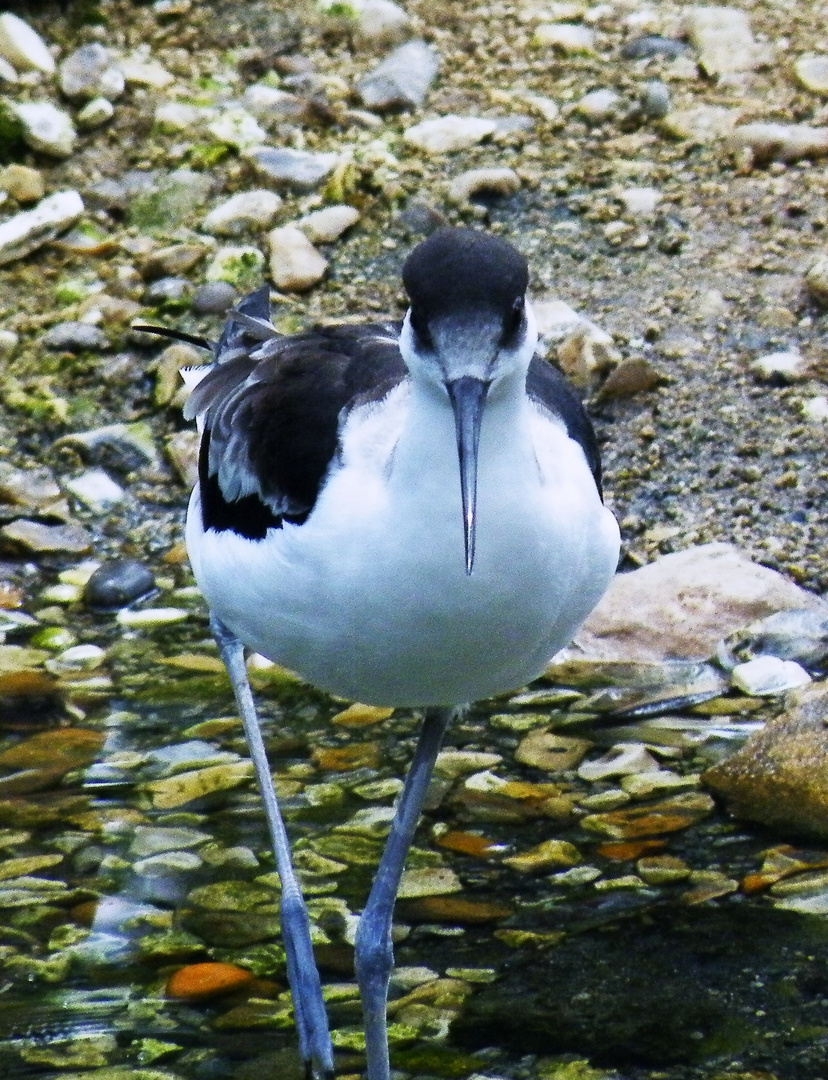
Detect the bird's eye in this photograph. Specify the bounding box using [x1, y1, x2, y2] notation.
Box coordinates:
[500, 297, 525, 346]
[409, 308, 433, 349]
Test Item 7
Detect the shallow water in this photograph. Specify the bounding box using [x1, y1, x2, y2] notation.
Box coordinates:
[1, 630, 827, 1080]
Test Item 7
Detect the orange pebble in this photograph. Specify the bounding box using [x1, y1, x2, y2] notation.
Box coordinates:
[166, 961, 254, 1000]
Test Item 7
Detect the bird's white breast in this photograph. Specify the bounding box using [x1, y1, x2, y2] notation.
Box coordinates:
[187, 381, 619, 707]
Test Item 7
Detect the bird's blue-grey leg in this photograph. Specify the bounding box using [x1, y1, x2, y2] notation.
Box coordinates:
[355, 705, 455, 1080]
[211, 615, 334, 1080]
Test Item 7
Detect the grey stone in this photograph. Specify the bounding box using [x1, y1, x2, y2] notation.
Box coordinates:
[58, 44, 124, 100]
[84, 558, 156, 610]
[246, 147, 339, 191]
[192, 281, 237, 314]
[143, 276, 193, 305]
[42, 322, 109, 351]
[621, 35, 691, 60]
[357, 40, 440, 112]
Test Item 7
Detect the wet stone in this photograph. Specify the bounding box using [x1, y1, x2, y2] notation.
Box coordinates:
[166, 960, 254, 1000]
[580, 792, 716, 839]
[503, 839, 581, 873]
[0, 520, 92, 555]
[84, 558, 155, 610]
[144, 762, 254, 809]
[515, 729, 592, 772]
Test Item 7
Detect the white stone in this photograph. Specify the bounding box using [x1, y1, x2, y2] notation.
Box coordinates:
[681, 6, 759, 77]
[802, 395, 828, 423]
[46, 643, 106, 673]
[618, 186, 661, 217]
[64, 469, 125, 513]
[576, 88, 620, 121]
[207, 108, 268, 151]
[268, 225, 328, 292]
[794, 55, 828, 95]
[116, 607, 189, 628]
[355, 0, 411, 44]
[296, 204, 360, 243]
[403, 114, 497, 154]
[661, 105, 740, 143]
[59, 43, 124, 100]
[243, 84, 303, 120]
[0, 13, 55, 74]
[729, 123, 828, 163]
[0, 56, 17, 83]
[555, 542, 828, 664]
[76, 97, 115, 130]
[155, 101, 207, 133]
[120, 56, 174, 88]
[0, 190, 83, 266]
[578, 743, 661, 781]
[751, 350, 806, 381]
[202, 190, 283, 236]
[731, 657, 812, 696]
[448, 167, 521, 204]
[13, 101, 76, 157]
[533, 23, 595, 52]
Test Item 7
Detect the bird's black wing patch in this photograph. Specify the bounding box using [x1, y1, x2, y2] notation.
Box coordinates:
[188, 295, 406, 540]
[526, 355, 604, 499]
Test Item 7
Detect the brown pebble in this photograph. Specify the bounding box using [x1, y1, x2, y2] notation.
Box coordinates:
[401, 895, 512, 924]
[166, 961, 254, 1000]
[311, 742, 382, 771]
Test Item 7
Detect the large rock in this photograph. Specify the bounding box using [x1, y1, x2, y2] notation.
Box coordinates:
[560, 543, 827, 664]
[702, 683, 828, 841]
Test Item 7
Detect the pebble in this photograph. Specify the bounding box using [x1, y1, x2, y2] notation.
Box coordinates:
[356, 40, 440, 112]
[448, 167, 521, 205]
[503, 839, 581, 873]
[166, 961, 253, 1000]
[76, 97, 115, 130]
[751, 349, 807, 382]
[0, 520, 92, 555]
[354, 0, 412, 45]
[578, 743, 661, 782]
[144, 276, 192, 307]
[58, 44, 124, 100]
[42, 322, 109, 351]
[730, 656, 811, 696]
[639, 80, 672, 119]
[620, 770, 700, 798]
[580, 792, 715, 840]
[55, 421, 159, 469]
[145, 761, 254, 809]
[116, 606, 189, 628]
[804, 255, 828, 305]
[205, 245, 266, 291]
[45, 643, 105, 674]
[0, 164, 44, 203]
[397, 866, 462, 899]
[202, 190, 282, 236]
[575, 89, 620, 122]
[514, 729, 591, 772]
[119, 55, 174, 89]
[64, 469, 125, 513]
[242, 83, 304, 122]
[636, 855, 691, 885]
[246, 147, 340, 191]
[13, 102, 77, 158]
[621, 35, 690, 60]
[597, 356, 665, 400]
[130, 825, 210, 857]
[618, 186, 661, 217]
[268, 226, 327, 291]
[0, 190, 82, 266]
[192, 280, 237, 314]
[403, 115, 497, 154]
[661, 104, 739, 143]
[534, 23, 595, 52]
[434, 750, 503, 779]
[793, 54, 828, 95]
[729, 122, 828, 163]
[802, 395, 828, 423]
[681, 6, 759, 76]
[207, 108, 268, 151]
[0, 12, 55, 74]
[296, 204, 360, 244]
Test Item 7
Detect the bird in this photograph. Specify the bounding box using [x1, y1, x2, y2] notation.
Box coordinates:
[138, 226, 620, 1080]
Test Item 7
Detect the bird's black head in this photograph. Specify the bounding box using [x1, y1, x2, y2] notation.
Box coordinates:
[402, 227, 529, 351]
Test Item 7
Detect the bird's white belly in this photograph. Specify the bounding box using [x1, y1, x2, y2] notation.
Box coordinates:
[187, 389, 619, 707]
